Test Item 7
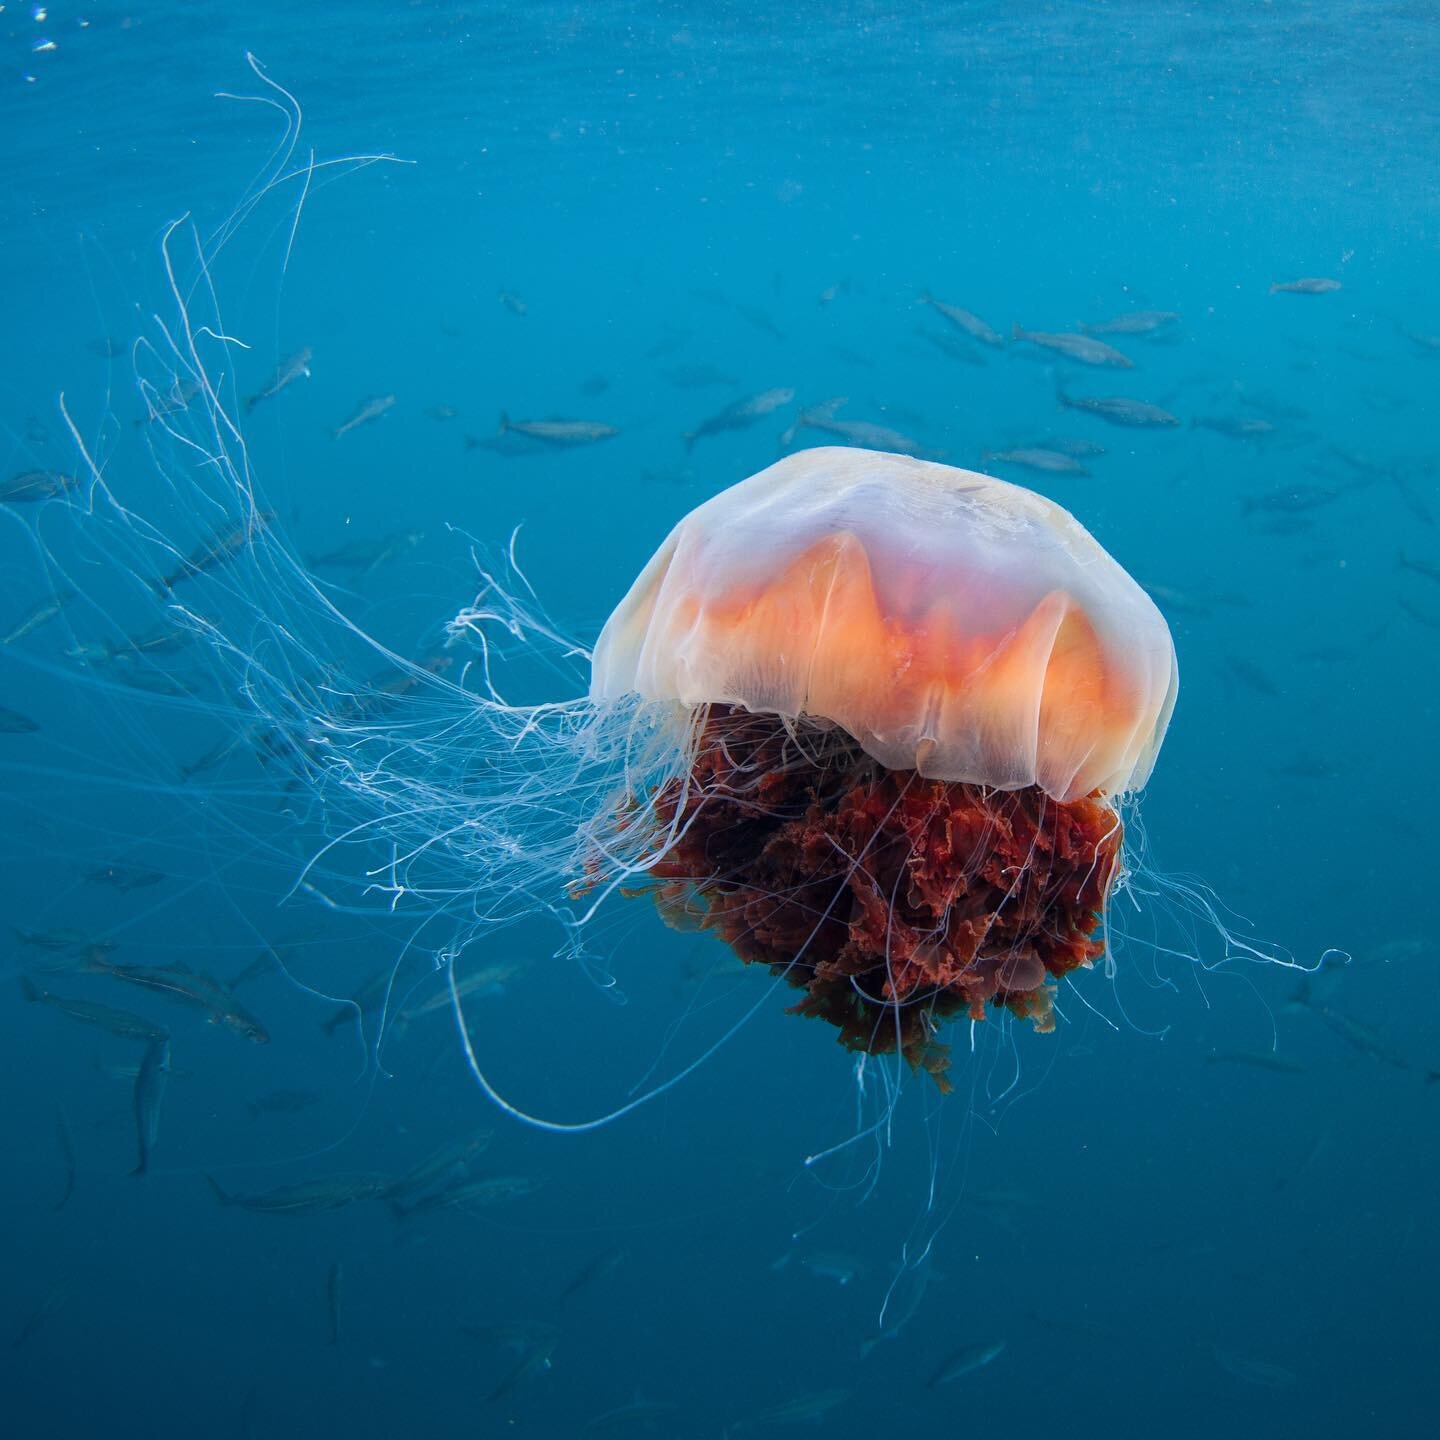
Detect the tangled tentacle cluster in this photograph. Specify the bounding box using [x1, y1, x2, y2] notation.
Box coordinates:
[644, 707, 1122, 1087]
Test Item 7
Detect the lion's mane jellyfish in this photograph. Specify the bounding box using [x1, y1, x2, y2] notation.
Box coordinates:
[592, 447, 1178, 1086]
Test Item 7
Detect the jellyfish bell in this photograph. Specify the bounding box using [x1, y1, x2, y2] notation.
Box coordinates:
[592, 447, 1178, 1085]
[593, 446, 1176, 801]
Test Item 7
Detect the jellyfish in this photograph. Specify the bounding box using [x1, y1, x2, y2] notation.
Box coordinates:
[586, 446, 1178, 1086]
[20, 73, 1291, 1146]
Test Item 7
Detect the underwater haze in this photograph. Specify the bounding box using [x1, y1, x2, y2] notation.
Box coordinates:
[2, 4, 1438, 1438]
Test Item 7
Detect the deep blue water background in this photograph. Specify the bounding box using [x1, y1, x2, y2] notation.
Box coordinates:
[2, 3, 1437, 1437]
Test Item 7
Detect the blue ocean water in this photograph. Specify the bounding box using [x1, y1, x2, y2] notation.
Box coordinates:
[2, 3, 1437, 1436]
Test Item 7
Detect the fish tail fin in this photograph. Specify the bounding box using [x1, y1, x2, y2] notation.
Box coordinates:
[243, 395, 257, 413]
[130, 1158, 148, 1179]
[497, 412, 509, 434]
[18, 976, 41, 1004]
[463, 433, 479, 452]
[1012, 323, 1026, 340]
[1268, 283, 1281, 294]
[205, 1174, 233, 1206]
[682, 432, 696, 452]
[1427, 1070, 1440, 1085]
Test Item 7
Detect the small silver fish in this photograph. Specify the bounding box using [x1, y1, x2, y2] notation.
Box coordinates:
[1241, 484, 1343, 515]
[982, 447, 1087, 476]
[1035, 436, 1105, 457]
[919, 292, 1003, 346]
[13, 927, 94, 952]
[585, 1398, 680, 1432]
[861, 1247, 940, 1358]
[0, 705, 39, 733]
[1080, 310, 1179, 336]
[497, 413, 618, 447]
[399, 961, 524, 1024]
[1399, 552, 1440, 587]
[1368, 937, 1429, 965]
[1, 470, 79, 504]
[94, 959, 270, 1044]
[1311, 1006, 1409, 1070]
[733, 303, 785, 340]
[245, 347, 312, 411]
[1398, 325, 1440, 353]
[1192, 415, 1275, 440]
[793, 1252, 862, 1286]
[1013, 325, 1133, 367]
[929, 1339, 1006, 1386]
[331, 394, 395, 439]
[2, 590, 75, 646]
[151, 514, 267, 595]
[1269, 277, 1341, 295]
[385, 1127, 496, 1201]
[489, 1340, 556, 1402]
[310, 529, 424, 576]
[391, 1173, 540, 1218]
[560, 1248, 629, 1300]
[130, 1035, 171, 1177]
[1058, 392, 1179, 428]
[12, 1280, 71, 1349]
[664, 363, 738, 390]
[320, 966, 394, 1037]
[786, 397, 938, 458]
[1400, 595, 1440, 630]
[684, 388, 794, 450]
[1212, 1347, 1297, 1388]
[142, 377, 201, 422]
[19, 977, 170, 1042]
[730, 1390, 851, 1432]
